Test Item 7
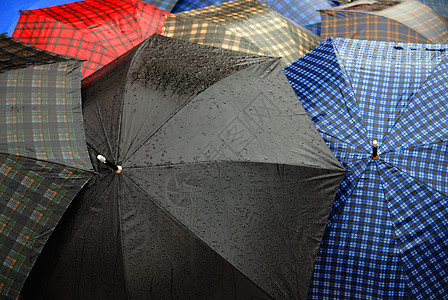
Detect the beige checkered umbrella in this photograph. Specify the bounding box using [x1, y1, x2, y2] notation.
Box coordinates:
[162, 0, 322, 67]
[319, 0, 448, 43]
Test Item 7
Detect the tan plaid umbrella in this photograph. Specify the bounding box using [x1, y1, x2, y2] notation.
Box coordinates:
[319, 0, 448, 43]
[162, 0, 322, 67]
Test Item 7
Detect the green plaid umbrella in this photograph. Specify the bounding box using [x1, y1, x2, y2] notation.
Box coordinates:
[0, 34, 93, 299]
[162, 0, 322, 67]
[319, 0, 448, 43]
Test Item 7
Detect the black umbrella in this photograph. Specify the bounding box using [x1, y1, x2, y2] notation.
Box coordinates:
[21, 35, 346, 299]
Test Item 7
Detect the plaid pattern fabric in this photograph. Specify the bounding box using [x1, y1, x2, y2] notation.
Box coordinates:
[304, 23, 322, 35]
[0, 62, 92, 170]
[171, 0, 336, 35]
[320, 0, 448, 43]
[0, 38, 93, 299]
[163, 0, 322, 67]
[146, 0, 179, 12]
[284, 37, 448, 299]
[0, 34, 71, 73]
[0, 155, 91, 299]
[172, 0, 223, 12]
[419, 0, 448, 20]
[12, 0, 170, 78]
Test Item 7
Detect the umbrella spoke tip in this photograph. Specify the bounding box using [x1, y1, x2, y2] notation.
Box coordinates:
[97, 154, 106, 163]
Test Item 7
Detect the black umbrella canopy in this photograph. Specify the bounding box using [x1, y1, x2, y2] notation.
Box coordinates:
[22, 35, 346, 299]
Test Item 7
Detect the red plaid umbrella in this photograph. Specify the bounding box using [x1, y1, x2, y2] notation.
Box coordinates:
[12, 0, 170, 78]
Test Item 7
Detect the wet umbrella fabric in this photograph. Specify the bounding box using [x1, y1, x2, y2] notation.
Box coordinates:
[162, 0, 322, 67]
[12, 0, 170, 78]
[20, 34, 346, 299]
[319, 0, 448, 43]
[284, 37, 448, 299]
[0, 34, 93, 299]
[170, 0, 338, 35]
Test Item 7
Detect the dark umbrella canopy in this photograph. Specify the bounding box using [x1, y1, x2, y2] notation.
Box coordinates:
[162, 0, 322, 67]
[284, 37, 448, 299]
[0, 34, 93, 299]
[21, 35, 346, 299]
[12, 0, 170, 78]
[319, 0, 448, 43]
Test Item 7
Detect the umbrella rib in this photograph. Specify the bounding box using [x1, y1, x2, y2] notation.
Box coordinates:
[376, 158, 448, 200]
[30, 4, 125, 58]
[44, 173, 117, 283]
[317, 129, 367, 153]
[121, 172, 265, 275]
[127, 160, 347, 176]
[94, 100, 118, 161]
[119, 171, 279, 296]
[331, 40, 373, 143]
[120, 93, 201, 165]
[86, 0, 138, 57]
[378, 84, 414, 146]
[0, 150, 95, 174]
[381, 55, 448, 148]
[389, 139, 448, 152]
[120, 54, 284, 163]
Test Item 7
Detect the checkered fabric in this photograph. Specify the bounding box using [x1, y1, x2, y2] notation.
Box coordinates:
[419, 0, 448, 20]
[162, 0, 322, 67]
[0, 34, 71, 73]
[12, 0, 170, 78]
[320, 0, 448, 43]
[147, 0, 179, 12]
[0, 36, 93, 299]
[284, 37, 448, 299]
[171, 0, 223, 12]
[171, 0, 337, 35]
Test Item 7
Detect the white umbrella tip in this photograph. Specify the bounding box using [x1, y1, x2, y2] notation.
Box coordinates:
[97, 154, 106, 163]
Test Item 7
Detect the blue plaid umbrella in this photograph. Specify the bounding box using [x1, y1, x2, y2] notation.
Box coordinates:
[284, 37, 448, 299]
[419, 0, 448, 20]
[170, 0, 339, 34]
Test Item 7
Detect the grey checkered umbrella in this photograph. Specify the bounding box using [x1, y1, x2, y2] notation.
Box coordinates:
[0, 34, 93, 299]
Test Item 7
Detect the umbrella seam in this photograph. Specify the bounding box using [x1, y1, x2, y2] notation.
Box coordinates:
[119, 46, 278, 164]
[120, 171, 272, 297]
[0, 151, 96, 174]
